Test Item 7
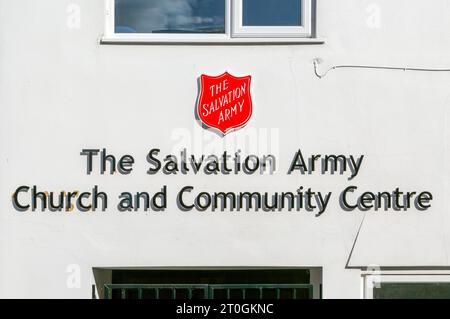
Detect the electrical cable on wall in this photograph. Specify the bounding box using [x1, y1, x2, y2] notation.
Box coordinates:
[313, 58, 450, 79]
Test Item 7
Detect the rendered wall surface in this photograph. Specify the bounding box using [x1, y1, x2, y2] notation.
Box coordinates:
[0, 0, 449, 298]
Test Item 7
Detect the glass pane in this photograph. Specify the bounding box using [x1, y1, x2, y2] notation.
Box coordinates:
[243, 0, 302, 26]
[374, 283, 450, 299]
[115, 0, 225, 34]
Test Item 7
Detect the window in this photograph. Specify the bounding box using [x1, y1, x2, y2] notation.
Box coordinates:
[362, 271, 450, 299]
[96, 268, 321, 299]
[104, 0, 318, 43]
[114, 0, 226, 34]
[373, 283, 450, 299]
[233, 0, 311, 37]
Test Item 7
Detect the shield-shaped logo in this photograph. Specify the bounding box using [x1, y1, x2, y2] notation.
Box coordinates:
[197, 72, 252, 135]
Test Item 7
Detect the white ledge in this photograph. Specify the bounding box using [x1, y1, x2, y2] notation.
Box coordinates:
[100, 36, 325, 45]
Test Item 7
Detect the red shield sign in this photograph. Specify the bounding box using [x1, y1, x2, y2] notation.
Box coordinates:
[197, 72, 252, 135]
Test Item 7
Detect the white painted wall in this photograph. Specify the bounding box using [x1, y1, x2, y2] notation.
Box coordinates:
[0, 0, 449, 299]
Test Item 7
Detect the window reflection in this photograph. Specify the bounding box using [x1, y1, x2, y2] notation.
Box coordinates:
[115, 0, 226, 34]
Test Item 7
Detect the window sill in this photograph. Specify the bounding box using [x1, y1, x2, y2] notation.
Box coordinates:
[100, 36, 325, 45]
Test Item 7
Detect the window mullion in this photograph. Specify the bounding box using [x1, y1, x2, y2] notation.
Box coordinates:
[226, 0, 233, 38]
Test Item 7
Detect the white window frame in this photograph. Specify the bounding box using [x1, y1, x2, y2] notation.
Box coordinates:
[362, 270, 450, 299]
[102, 0, 321, 44]
[232, 0, 311, 38]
